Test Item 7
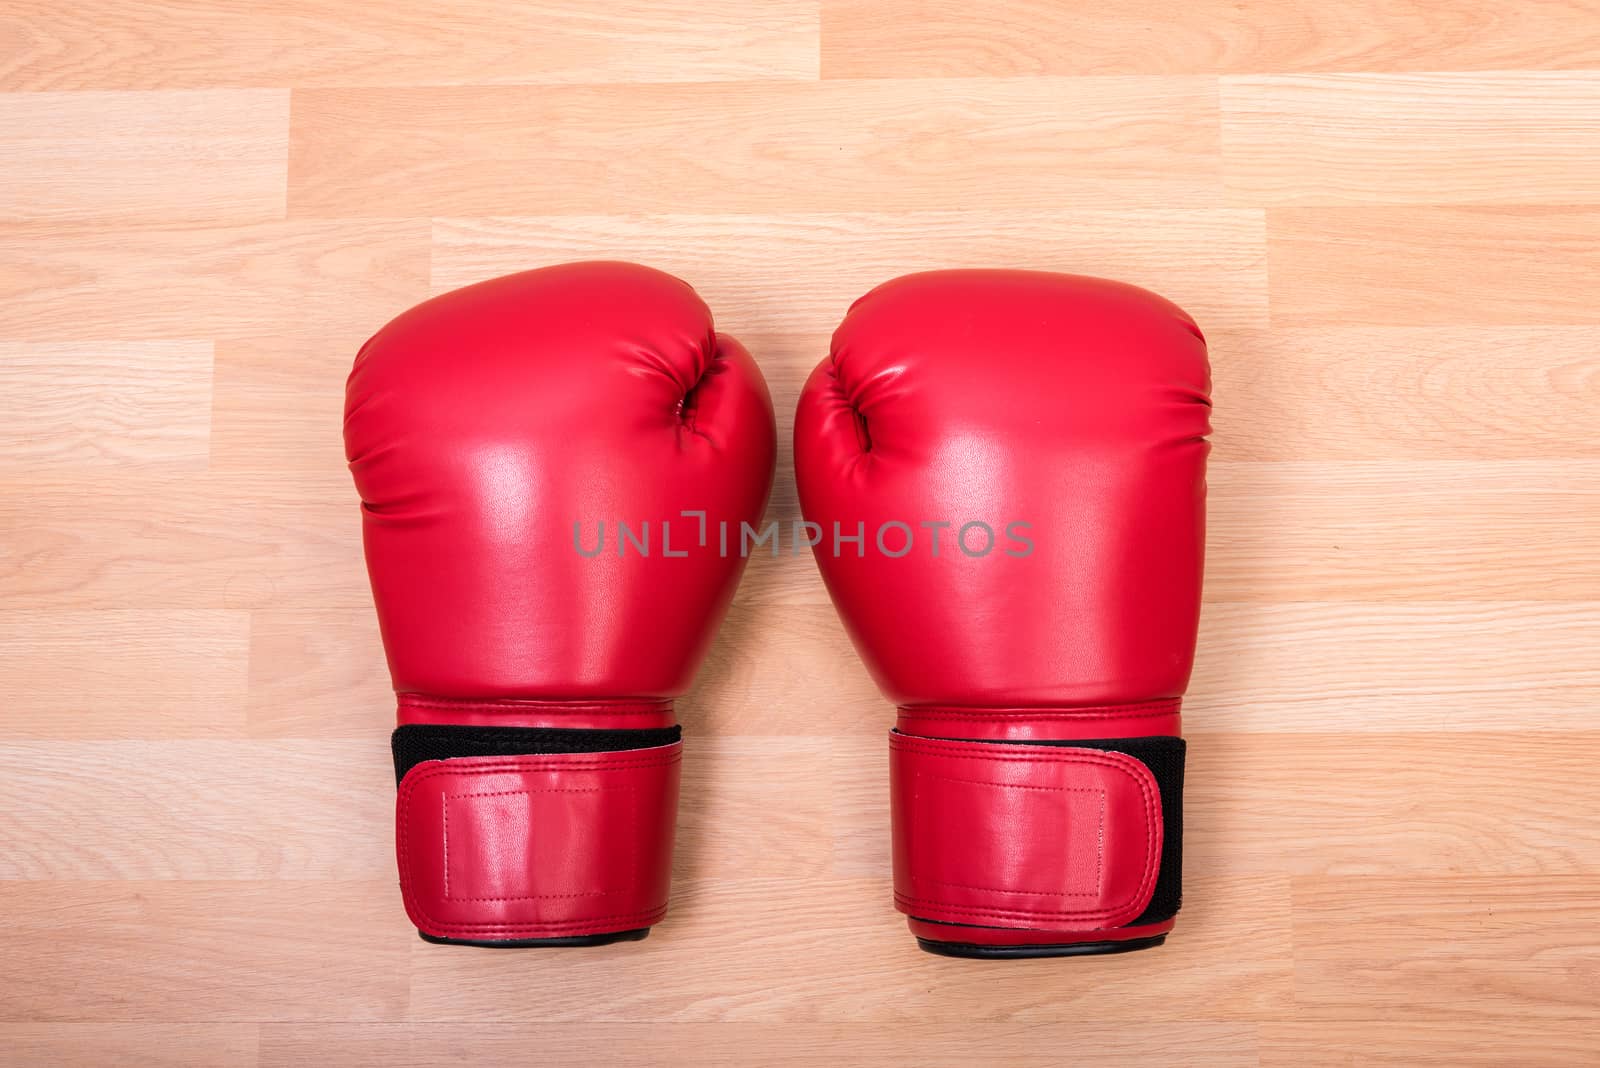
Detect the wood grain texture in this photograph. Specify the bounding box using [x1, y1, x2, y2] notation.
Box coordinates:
[0, 90, 288, 222]
[0, 881, 412, 1022]
[1268, 207, 1600, 325]
[1222, 73, 1600, 205]
[0, 1, 820, 90]
[429, 211, 1269, 331]
[1291, 875, 1600, 1017]
[288, 79, 1222, 216]
[2, 2, 1598, 1064]
[0, 220, 431, 341]
[1259, 1020, 1600, 1067]
[0, 341, 214, 469]
[0, 1025, 260, 1067]
[821, 0, 1600, 77]
[0, 611, 250, 737]
[258, 1022, 1262, 1067]
[1210, 327, 1600, 460]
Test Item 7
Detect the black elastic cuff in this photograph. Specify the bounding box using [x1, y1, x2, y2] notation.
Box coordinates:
[391, 724, 682, 785]
[936, 733, 1185, 926]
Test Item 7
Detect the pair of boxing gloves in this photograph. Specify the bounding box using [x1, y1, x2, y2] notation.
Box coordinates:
[344, 262, 1210, 958]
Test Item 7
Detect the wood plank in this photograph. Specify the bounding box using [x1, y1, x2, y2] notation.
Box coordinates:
[1187, 733, 1600, 875]
[1290, 875, 1600, 1018]
[0, 611, 250, 738]
[261, 1022, 1257, 1066]
[0, 1024, 260, 1067]
[1205, 462, 1600, 602]
[430, 211, 1269, 334]
[1210, 327, 1600, 460]
[247, 610, 389, 738]
[1189, 602, 1600, 731]
[0, 881, 410, 1021]
[0, 1, 819, 91]
[0, 219, 430, 342]
[0, 742, 391, 879]
[289, 80, 1222, 217]
[0, 473, 367, 611]
[0, 90, 287, 222]
[674, 738, 836, 883]
[0, 341, 213, 470]
[820, 0, 1600, 77]
[1259, 1019, 1600, 1066]
[1268, 207, 1600, 325]
[211, 338, 363, 479]
[1223, 73, 1600, 206]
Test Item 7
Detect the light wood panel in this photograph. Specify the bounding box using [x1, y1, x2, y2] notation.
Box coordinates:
[1291, 875, 1600, 1017]
[0, 881, 412, 1021]
[0, 473, 365, 611]
[1259, 1020, 1600, 1067]
[0, 341, 214, 469]
[1189, 601, 1600, 731]
[288, 80, 1222, 216]
[259, 1022, 1261, 1067]
[1267, 207, 1600, 325]
[3, 2, 1598, 1065]
[0, 220, 431, 341]
[0, 1025, 260, 1067]
[0, 741, 391, 879]
[1222, 73, 1600, 205]
[820, 0, 1600, 77]
[1209, 327, 1600, 460]
[0, 90, 288, 222]
[1184, 733, 1600, 874]
[0, 611, 250, 737]
[1203, 463, 1600, 602]
[428, 211, 1269, 331]
[0, 1, 819, 90]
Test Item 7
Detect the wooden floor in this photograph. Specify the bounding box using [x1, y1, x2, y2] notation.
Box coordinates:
[3, 2, 1600, 1064]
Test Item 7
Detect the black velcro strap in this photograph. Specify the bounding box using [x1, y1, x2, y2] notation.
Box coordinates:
[391, 724, 683, 786]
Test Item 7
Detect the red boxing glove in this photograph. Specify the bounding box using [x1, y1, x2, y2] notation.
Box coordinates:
[795, 270, 1210, 957]
[346, 262, 776, 945]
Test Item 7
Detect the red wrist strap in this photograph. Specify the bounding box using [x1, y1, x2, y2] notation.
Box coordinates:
[890, 733, 1162, 931]
[395, 743, 680, 942]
